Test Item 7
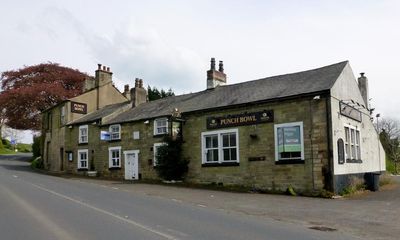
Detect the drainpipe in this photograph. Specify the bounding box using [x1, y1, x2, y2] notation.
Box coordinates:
[325, 94, 334, 192]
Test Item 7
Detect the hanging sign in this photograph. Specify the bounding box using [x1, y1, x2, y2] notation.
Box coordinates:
[71, 101, 87, 114]
[340, 102, 362, 122]
[207, 110, 273, 129]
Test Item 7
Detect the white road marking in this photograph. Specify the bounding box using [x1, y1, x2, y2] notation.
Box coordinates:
[112, 187, 119, 190]
[171, 198, 182, 203]
[12, 175, 18, 178]
[197, 204, 207, 208]
[28, 182, 179, 240]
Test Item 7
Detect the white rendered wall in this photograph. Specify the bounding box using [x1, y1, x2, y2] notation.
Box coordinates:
[330, 63, 385, 175]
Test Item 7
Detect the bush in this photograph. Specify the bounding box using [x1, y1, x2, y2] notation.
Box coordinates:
[31, 157, 43, 169]
[2, 139, 11, 149]
[155, 136, 189, 181]
[32, 136, 41, 158]
[379, 173, 393, 186]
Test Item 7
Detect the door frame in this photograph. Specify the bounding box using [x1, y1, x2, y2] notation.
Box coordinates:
[123, 150, 140, 180]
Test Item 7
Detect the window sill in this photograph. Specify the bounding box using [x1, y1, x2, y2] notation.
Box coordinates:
[109, 167, 121, 170]
[108, 139, 121, 143]
[346, 159, 363, 163]
[78, 142, 88, 146]
[77, 168, 88, 171]
[153, 133, 169, 138]
[275, 160, 304, 165]
[202, 162, 239, 167]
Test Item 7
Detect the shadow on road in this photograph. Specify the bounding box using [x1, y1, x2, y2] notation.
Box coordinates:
[0, 153, 34, 173]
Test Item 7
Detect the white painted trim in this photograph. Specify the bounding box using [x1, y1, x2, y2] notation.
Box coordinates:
[344, 124, 361, 160]
[108, 146, 122, 168]
[77, 149, 88, 169]
[274, 121, 304, 161]
[201, 128, 239, 164]
[123, 150, 140, 180]
[153, 142, 166, 166]
[153, 118, 169, 135]
[109, 124, 121, 140]
[78, 125, 88, 143]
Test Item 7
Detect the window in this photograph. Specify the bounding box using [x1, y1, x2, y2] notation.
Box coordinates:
[201, 129, 239, 164]
[77, 149, 88, 169]
[109, 124, 121, 140]
[79, 125, 88, 143]
[109, 146, 121, 168]
[60, 106, 66, 125]
[153, 143, 166, 166]
[344, 126, 361, 160]
[154, 118, 168, 135]
[274, 122, 304, 161]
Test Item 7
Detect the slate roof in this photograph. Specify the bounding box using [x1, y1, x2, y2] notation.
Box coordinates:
[69, 101, 130, 125]
[104, 61, 348, 125]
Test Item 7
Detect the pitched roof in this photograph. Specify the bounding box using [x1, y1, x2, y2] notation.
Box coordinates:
[68, 101, 130, 125]
[104, 61, 348, 125]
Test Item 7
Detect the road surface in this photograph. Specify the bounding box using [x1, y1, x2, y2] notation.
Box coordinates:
[0, 154, 356, 240]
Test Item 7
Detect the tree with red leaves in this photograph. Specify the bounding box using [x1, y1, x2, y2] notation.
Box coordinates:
[0, 63, 89, 130]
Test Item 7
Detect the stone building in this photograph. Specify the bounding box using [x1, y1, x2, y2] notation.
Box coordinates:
[42, 59, 385, 194]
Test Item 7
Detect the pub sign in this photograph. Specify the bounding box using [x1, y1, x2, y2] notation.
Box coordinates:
[207, 110, 273, 129]
[71, 101, 87, 114]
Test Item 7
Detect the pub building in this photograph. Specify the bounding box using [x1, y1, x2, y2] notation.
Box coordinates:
[42, 59, 385, 194]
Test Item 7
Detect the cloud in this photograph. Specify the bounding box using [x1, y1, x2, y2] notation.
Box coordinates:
[86, 20, 204, 93]
[35, 7, 205, 94]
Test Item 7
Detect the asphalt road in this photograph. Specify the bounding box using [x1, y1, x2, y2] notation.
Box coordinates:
[0, 154, 357, 240]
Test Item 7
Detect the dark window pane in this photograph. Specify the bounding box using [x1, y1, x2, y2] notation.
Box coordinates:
[212, 136, 218, 147]
[213, 149, 219, 161]
[223, 149, 230, 161]
[230, 148, 237, 160]
[222, 134, 229, 147]
[230, 134, 236, 146]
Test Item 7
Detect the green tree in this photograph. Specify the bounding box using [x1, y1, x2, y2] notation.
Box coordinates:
[155, 136, 189, 181]
[147, 85, 174, 101]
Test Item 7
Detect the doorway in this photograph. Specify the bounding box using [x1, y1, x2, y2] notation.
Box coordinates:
[123, 150, 139, 180]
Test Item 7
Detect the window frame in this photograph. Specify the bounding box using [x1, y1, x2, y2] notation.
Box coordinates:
[78, 125, 88, 144]
[344, 125, 361, 161]
[153, 142, 167, 166]
[109, 124, 121, 140]
[108, 146, 122, 168]
[154, 118, 169, 135]
[201, 129, 239, 165]
[77, 149, 88, 170]
[274, 122, 305, 162]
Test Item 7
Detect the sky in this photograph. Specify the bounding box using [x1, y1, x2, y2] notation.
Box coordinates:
[1, 0, 400, 143]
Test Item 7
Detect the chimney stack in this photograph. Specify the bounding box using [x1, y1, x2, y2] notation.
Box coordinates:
[95, 63, 113, 87]
[123, 84, 131, 100]
[131, 78, 147, 107]
[358, 72, 369, 109]
[207, 57, 227, 89]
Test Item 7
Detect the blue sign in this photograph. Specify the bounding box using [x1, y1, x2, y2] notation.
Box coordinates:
[10, 139, 16, 145]
[100, 131, 110, 141]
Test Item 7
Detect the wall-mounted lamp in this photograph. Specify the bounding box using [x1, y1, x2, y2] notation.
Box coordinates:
[313, 95, 320, 100]
[144, 120, 149, 124]
[68, 125, 73, 129]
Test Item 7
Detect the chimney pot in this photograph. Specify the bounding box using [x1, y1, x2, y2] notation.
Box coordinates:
[107, 67, 110, 72]
[219, 61, 224, 73]
[124, 84, 129, 92]
[98, 64, 102, 70]
[360, 72, 365, 77]
[210, 58, 216, 70]
[139, 79, 143, 88]
[102, 66, 106, 71]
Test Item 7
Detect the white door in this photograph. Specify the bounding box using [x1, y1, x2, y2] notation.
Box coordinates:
[124, 150, 139, 180]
